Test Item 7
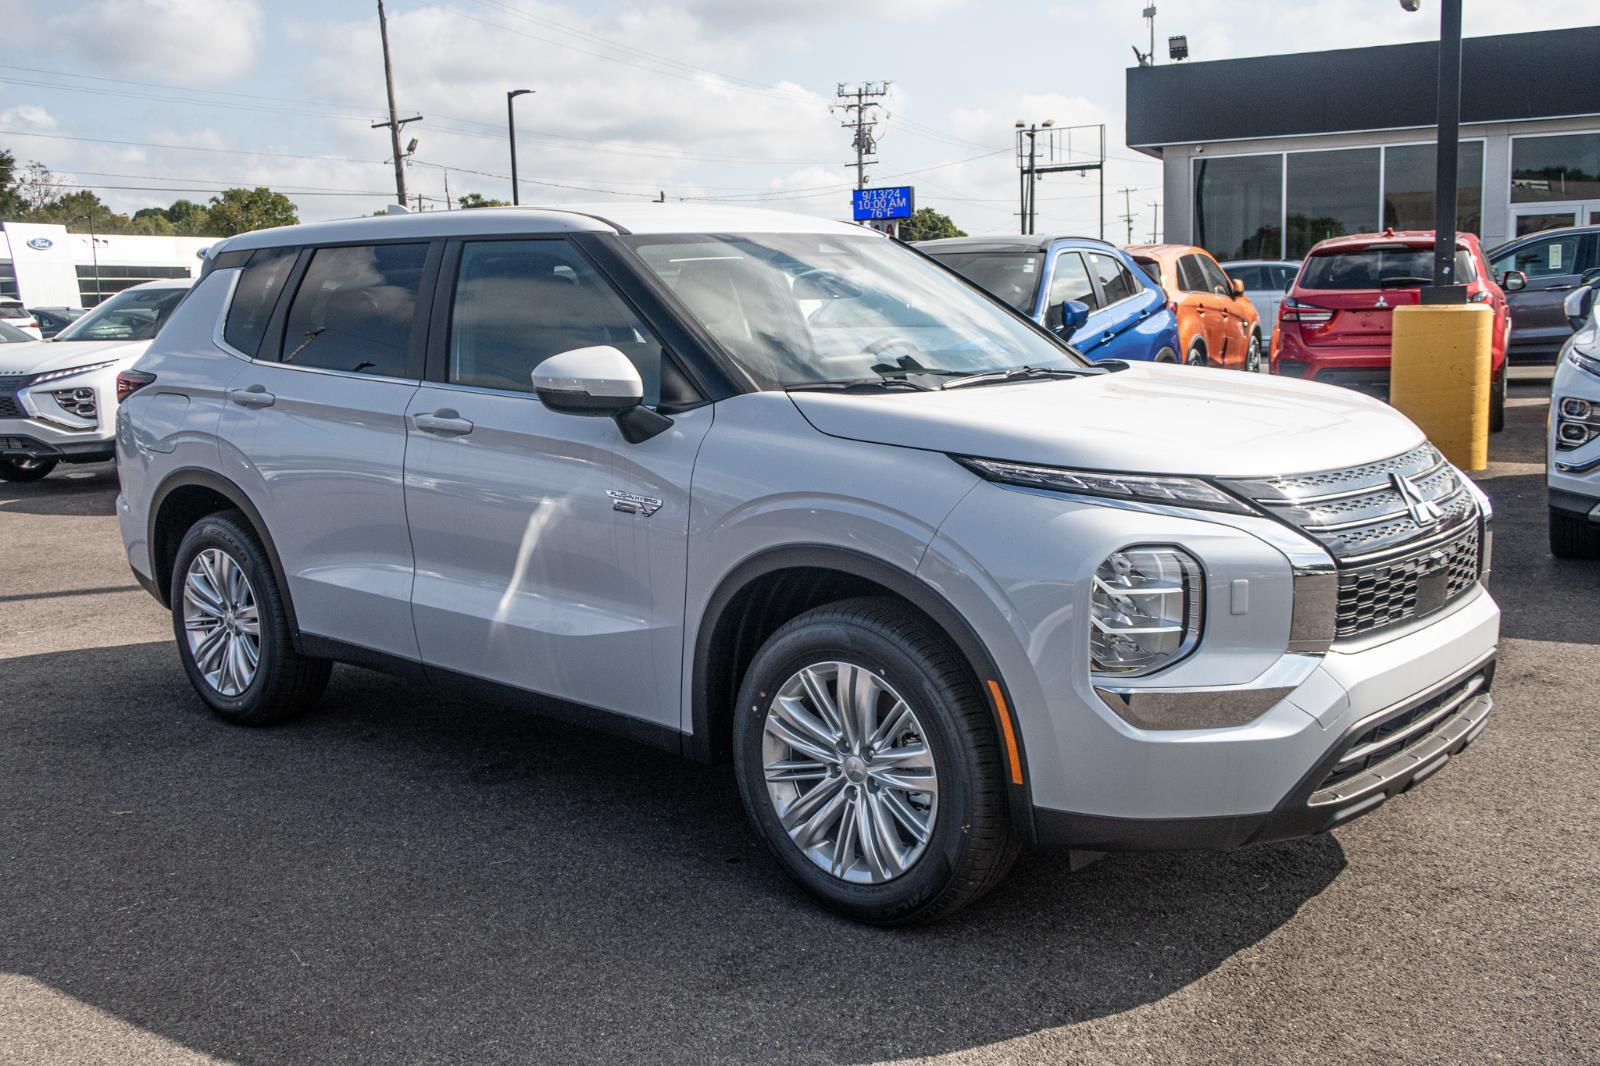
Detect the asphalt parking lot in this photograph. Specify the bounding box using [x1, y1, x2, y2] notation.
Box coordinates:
[2, 382, 1596, 1065]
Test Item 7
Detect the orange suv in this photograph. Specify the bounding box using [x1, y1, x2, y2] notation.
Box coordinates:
[1126, 244, 1263, 371]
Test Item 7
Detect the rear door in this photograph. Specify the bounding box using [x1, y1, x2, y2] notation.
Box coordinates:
[1083, 250, 1160, 360]
[216, 240, 438, 660]
[401, 236, 711, 731]
[1489, 231, 1592, 353]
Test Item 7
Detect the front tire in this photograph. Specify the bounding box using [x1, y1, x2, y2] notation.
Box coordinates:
[1550, 507, 1600, 559]
[1153, 346, 1179, 364]
[0, 457, 57, 482]
[732, 597, 1016, 925]
[170, 511, 330, 725]
[1185, 339, 1207, 367]
[1489, 367, 1506, 433]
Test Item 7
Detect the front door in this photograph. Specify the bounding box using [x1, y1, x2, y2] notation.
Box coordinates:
[1491, 228, 1597, 355]
[1042, 250, 1101, 352]
[216, 240, 437, 661]
[403, 238, 711, 730]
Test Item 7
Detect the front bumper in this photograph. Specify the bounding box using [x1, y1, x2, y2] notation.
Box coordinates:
[1035, 648, 1494, 849]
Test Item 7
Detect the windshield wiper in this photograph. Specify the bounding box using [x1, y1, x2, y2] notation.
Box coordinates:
[787, 377, 933, 393]
[940, 365, 1089, 390]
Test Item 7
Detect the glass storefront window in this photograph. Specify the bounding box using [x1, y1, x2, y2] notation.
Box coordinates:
[1286, 148, 1379, 259]
[1194, 154, 1282, 261]
[1511, 133, 1600, 204]
[1382, 142, 1484, 235]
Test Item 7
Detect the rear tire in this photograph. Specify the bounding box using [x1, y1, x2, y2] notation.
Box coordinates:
[0, 457, 57, 482]
[1549, 507, 1600, 559]
[732, 597, 1017, 925]
[1489, 367, 1506, 433]
[170, 510, 330, 725]
[1245, 332, 1263, 373]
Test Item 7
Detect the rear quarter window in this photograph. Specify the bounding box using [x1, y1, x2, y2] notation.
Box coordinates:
[223, 247, 298, 357]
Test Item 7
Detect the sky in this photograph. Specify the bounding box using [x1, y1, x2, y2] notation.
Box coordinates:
[0, 0, 1595, 238]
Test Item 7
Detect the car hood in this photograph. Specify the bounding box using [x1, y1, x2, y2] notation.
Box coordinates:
[0, 339, 149, 379]
[787, 362, 1425, 478]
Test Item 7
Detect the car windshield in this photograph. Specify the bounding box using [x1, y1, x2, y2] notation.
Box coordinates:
[0, 320, 32, 342]
[623, 233, 1081, 388]
[55, 287, 187, 342]
[1299, 246, 1475, 290]
[922, 250, 1043, 313]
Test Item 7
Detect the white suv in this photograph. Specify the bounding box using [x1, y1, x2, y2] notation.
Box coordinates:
[114, 205, 1499, 923]
[0, 279, 192, 482]
[1549, 276, 1600, 556]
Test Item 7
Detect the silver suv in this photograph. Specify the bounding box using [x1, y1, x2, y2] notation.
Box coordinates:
[116, 205, 1500, 923]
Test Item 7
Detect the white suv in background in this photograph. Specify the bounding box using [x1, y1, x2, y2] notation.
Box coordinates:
[114, 205, 1498, 923]
[0, 278, 192, 482]
[1549, 277, 1600, 556]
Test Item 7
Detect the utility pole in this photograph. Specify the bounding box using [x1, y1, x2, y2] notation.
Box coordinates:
[507, 89, 533, 205]
[374, 0, 420, 208]
[443, 169, 452, 209]
[834, 82, 889, 189]
[1118, 187, 1137, 244]
[1149, 200, 1161, 242]
[1015, 122, 1104, 238]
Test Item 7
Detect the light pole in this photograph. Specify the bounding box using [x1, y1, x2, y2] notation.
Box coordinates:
[507, 89, 533, 205]
[81, 214, 102, 306]
[1408, 0, 1466, 304]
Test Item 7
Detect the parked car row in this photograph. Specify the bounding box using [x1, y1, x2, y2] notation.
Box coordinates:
[0, 299, 85, 340]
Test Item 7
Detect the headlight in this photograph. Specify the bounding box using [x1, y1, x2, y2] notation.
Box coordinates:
[26, 360, 118, 385]
[1568, 346, 1600, 380]
[955, 456, 1257, 515]
[1090, 546, 1203, 676]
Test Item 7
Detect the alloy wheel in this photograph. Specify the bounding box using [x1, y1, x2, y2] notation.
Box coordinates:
[761, 661, 938, 884]
[182, 547, 261, 697]
[1246, 335, 1262, 372]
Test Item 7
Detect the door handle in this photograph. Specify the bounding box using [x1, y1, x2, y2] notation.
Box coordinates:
[226, 385, 275, 409]
[1101, 331, 1116, 342]
[414, 409, 474, 436]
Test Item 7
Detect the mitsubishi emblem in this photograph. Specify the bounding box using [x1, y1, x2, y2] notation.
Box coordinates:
[1390, 472, 1442, 526]
[1374, 295, 1390, 309]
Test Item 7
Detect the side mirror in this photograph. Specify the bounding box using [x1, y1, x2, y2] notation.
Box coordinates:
[530, 345, 672, 444]
[1230, 277, 1246, 298]
[1051, 299, 1090, 334]
[1582, 266, 1600, 287]
[1501, 270, 1527, 292]
[1563, 285, 1594, 327]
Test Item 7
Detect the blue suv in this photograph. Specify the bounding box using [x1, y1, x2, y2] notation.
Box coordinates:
[919, 235, 1180, 362]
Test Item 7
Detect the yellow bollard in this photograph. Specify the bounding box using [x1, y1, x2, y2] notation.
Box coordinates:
[1389, 303, 1493, 472]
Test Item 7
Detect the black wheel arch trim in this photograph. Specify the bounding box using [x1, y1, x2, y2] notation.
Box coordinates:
[146, 467, 304, 653]
[689, 543, 1037, 841]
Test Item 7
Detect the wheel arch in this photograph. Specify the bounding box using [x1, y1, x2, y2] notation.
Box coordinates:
[689, 544, 1034, 836]
[147, 468, 302, 651]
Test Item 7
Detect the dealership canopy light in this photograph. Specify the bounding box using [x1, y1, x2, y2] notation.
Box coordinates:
[1168, 35, 1188, 61]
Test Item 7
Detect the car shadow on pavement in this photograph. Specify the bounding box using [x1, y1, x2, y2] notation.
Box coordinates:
[1, 642, 1346, 1065]
[0, 464, 119, 518]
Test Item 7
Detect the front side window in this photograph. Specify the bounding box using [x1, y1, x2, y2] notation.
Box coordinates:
[1197, 255, 1231, 295]
[449, 240, 670, 406]
[223, 246, 297, 356]
[1047, 252, 1096, 308]
[624, 233, 1082, 389]
[1493, 236, 1582, 280]
[1088, 252, 1139, 304]
[54, 286, 188, 342]
[925, 251, 1042, 314]
[1177, 255, 1210, 294]
[280, 243, 428, 376]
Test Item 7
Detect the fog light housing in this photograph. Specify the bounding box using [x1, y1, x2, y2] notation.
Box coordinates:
[52, 387, 97, 419]
[1561, 397, 1592, 419]
[1090, 546, 1203, 677]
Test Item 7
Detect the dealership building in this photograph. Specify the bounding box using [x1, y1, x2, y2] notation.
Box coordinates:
[1127, 26, 1600, 261]
[0, 221, 212, 309]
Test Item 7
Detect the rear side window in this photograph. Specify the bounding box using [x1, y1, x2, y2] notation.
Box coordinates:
[223, 247, 297, 357]
[280, 243, 428, 376]
[1088, 252, 1139, 304]
[448, 239, 673, 406]
[1177, 255, 1210, 293]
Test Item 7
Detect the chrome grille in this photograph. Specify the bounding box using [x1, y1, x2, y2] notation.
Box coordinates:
[1220, 443, 1484, 641]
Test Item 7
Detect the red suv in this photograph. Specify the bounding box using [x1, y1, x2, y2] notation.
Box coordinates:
[1271, 230, 1512, 431]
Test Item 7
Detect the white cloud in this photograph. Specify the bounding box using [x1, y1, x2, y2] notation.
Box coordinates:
[51, 0, 263, 85]
[0, 104, 57, 131]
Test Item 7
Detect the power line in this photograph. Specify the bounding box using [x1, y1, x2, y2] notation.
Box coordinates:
[0, 128, 384, 167]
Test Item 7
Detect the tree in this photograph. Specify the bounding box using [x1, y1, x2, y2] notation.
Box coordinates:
[0, 149, 21, 216]
[30, 190, 133, 233]
[203, 187, 298, 236]
[458, 192, 510, 209]
[896, 207, 965, 243]
[162, 199, 213, 235]
[15, 161, 62, 214]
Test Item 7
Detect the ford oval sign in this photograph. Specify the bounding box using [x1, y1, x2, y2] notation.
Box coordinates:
[26, 237, 53, 251]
